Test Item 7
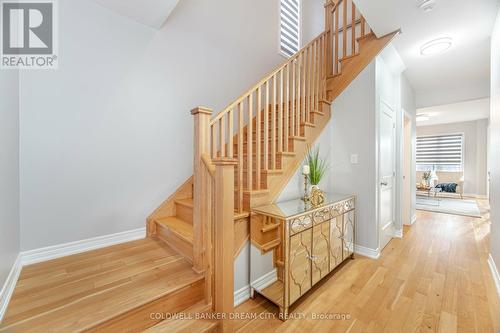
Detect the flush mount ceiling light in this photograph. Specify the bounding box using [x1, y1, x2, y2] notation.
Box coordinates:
[420, 37, 452, 56]
[416, 114, 430, 122]
[417, 0, 436, 12]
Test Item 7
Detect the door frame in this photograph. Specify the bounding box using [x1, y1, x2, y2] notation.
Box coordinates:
[400, 111, 413, 228]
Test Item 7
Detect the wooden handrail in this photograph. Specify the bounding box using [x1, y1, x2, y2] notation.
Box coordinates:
[202, 153, 215, 177]
[210, 30, 329, 126]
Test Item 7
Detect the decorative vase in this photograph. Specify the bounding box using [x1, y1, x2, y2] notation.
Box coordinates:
[310, 185, 325, 206]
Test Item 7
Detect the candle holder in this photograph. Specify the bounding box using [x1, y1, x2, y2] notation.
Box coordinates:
[302, 173, 309, 202]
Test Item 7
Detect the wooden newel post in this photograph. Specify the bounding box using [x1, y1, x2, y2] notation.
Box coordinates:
[191, 106, 213, 274]
[213, 157, 236, 333]
[324, 0, 335, 77]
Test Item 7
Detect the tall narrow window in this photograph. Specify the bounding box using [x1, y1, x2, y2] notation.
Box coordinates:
[280, 0, 300, 57]
[416, 134, 464, 171]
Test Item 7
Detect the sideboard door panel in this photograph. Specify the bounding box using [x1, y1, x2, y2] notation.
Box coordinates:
[312, 222, 330, 284]
[342, 211, 355, 260]
[329, 217, 343, 270]
[289, 229, 312, 304]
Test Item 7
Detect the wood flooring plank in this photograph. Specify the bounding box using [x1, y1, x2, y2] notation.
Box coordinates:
[233, 200, 500, 333]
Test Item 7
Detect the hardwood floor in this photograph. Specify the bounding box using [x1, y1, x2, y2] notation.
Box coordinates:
[0, 238, 204, 333]
[1, 201, 498, 332]
[234, 201, 500, 332]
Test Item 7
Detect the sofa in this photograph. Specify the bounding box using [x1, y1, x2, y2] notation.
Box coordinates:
[416, 171, 464, 199]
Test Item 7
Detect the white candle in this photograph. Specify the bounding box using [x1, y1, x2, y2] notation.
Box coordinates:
[302, 165, 310, 175]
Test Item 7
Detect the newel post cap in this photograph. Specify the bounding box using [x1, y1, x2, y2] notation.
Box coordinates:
[191, 106, 213, 115]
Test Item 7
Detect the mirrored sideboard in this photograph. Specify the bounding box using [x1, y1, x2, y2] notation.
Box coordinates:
[249, 193, 356, 320]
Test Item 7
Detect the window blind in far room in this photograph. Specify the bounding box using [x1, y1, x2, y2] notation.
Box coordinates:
[416, 134, 463, 171]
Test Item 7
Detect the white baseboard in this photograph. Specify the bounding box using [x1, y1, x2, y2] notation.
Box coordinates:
[393, 229, 403, 238]
[21, 228, 146, 266]
[234, 269, 278, 307]
[487, 254, 500, 296]
[354, 244, 380, 259]
[0, 254, 22, 323]
[251, 269, 278, 291]
[234, 285, 251, 307]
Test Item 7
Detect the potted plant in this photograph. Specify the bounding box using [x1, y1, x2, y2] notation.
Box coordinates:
[422, 171, 431, 187]
[306, 145, 329, 193]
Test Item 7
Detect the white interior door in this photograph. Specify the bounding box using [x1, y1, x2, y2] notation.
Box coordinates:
[379, 100, 396, 250]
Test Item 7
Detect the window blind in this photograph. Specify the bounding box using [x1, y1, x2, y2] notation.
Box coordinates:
[416, 134, 463, 170]
[280, 0, 300, 57]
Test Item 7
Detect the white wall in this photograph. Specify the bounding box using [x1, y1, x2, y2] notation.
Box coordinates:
[302, 0, 325, 46]
[489, 7, 500, 278]
[19, 0, 324, 251]
[417, 119, 489, 197]
[0, 70, 20, 292]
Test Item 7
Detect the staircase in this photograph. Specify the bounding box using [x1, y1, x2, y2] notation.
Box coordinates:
[147, 0, 399, 331]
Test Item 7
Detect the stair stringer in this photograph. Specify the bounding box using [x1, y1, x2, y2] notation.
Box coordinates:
[326, 30, 401, 101]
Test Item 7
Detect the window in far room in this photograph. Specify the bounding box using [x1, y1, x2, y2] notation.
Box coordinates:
[416, 134, 464, 172]
[280, 0, 300, 57]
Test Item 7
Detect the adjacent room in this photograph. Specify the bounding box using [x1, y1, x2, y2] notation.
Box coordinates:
[415, 98, 489, 217]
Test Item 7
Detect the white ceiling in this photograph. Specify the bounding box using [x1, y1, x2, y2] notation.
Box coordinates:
[416, 98, 490, 126]
[355, 0, 500, 108]
[91, 0, 180, 29]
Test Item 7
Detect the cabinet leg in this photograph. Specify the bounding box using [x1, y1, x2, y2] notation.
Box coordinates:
[250, 288, 255, 299]
[279, 307, 289, 321]
[350, 253, 355, 259]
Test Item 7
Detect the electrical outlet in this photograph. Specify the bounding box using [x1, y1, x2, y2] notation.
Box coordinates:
[350, 154, 358, 164]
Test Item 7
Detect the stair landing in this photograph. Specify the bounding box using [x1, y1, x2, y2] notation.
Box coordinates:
[0, 238, 204, 333]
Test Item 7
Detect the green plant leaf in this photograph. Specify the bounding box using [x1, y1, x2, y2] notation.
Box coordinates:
[306, 145, 329, 185]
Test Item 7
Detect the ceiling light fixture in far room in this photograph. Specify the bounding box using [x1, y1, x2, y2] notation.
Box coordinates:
[420, 37, 452, 56]
[417, 0, 436, 12]
[416, 114, 430, 122]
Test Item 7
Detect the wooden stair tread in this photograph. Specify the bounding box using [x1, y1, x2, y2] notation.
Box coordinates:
[0, 239, 203, 332]
[156, 217, 194, 244]
[234, 151, 295, 157]
[263, 169, 283, 175]
[340, 53, 360, 62]
[311, 110, 326, 116]
[290, 136, 306, 141]
[174, 198, 194, 208]
[357, 32, 375, 42]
